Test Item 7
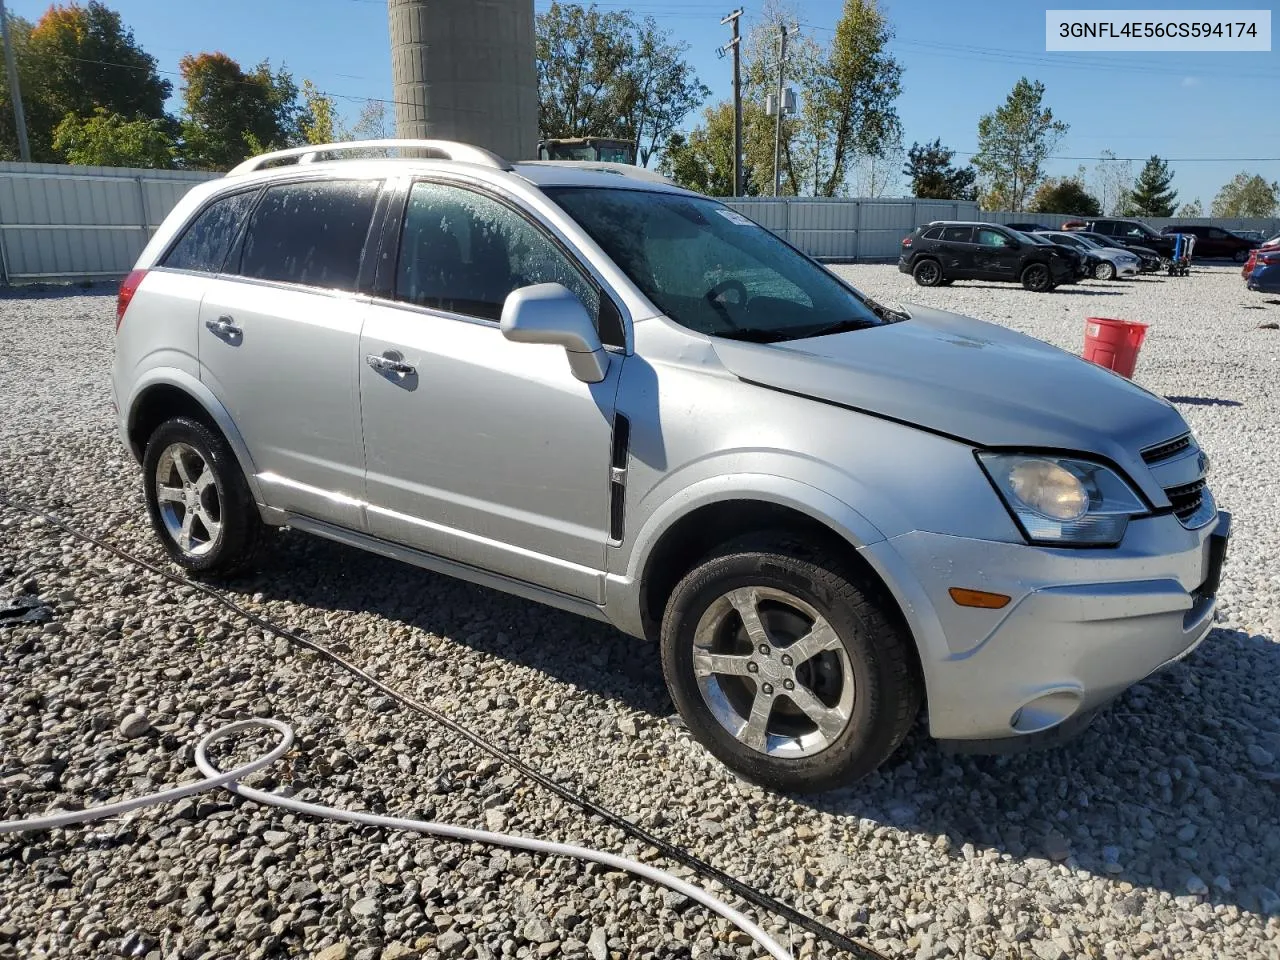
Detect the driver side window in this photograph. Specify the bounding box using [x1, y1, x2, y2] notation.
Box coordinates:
[395, 181, 602, 327]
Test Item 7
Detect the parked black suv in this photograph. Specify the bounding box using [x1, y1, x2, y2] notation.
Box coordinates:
[899, 222, 1078, 292]
[1061, 218, 1176, 259]
[1159, 224, 1259, 262]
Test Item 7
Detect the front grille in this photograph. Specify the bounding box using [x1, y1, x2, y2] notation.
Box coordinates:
[1142, 433, 1191, 464]
[1166, 478, 1216, 529]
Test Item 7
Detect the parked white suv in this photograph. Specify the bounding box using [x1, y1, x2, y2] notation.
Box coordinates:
[113, 140, 1229, 791]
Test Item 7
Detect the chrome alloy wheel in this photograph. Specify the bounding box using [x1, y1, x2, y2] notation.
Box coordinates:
[154, 442, 222, 556]
[692, 586, 855, 758]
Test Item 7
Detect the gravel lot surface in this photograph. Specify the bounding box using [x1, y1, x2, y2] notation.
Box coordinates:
[1, 265, 1279, 960]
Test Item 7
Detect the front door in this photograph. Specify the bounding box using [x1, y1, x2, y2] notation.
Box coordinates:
[973, 227, 1020, 279]
[358, 180, 623, 601]
[198, 177, 383, 529]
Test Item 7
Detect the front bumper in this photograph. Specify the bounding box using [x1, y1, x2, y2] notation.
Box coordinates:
[861, 511, 1230, 743]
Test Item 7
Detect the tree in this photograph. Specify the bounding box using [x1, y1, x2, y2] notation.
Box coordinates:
[1, 3, 170, 161]
[1091, 149, 1133, 216]
[1177, 198, 1203, 217]
[52, 107, 174, 167]
[807, 0, 902, 196]
[178, 53, 302, 170]
[535, 2, 707, 166]
[972, 78, 1068, 211]
[300, 80, 341, 145]
[657, 102, 746, 196]
[27, 2, 170, 123]
[903, 138, 976, 199]
[1126, 155, 1177, 217]
[1211, 173, 1280, 218]
[1029, 177, 1101, 216]
[741, 0, 901, 197]
[350, 99, 389, 140]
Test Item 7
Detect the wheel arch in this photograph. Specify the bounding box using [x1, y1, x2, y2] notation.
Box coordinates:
[617, 476, 904, 642]
[125, 370, 264, 504]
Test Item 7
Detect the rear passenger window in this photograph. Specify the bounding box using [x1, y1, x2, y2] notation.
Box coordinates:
[238, 180, 380, 291]
[162, 191, 256, 274]
[941, 226, 972, 242]
[395, 181, 600, 324]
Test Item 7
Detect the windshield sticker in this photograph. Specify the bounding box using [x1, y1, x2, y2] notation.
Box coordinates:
[715, 208, 754, 226]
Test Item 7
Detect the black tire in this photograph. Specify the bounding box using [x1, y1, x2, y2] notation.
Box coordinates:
[1234, 249, 1248, 263]
[1093, 261, 1116, 281]
[660, 536, 922, 792]
[142, 417, 265, 577]
[912, 258, 943, 287]
[1021, 262, 1052, 292]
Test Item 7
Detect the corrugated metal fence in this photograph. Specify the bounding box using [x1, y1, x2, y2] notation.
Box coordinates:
[721, 197, 981, 261]
[0, 161, 216, 284]
[981, 209, 1280, 238]
[2, 160, 1278, 282]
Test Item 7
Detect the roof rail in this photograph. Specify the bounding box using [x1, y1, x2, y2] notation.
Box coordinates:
[226, 139, 512, 176]
[520, 160, 677, 187]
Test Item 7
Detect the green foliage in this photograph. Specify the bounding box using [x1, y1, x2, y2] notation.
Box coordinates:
[52, 107, 174, 167]
[1211, 172, 1280, 218]
[1, 2, 170, 161]
[300, 79, 341, 145]
[536, 2, 708, 165]
[1029, 177, 1101, 216]
[1126, 155, 1177, 217]
[178, 53, 302, 170]
[1177, 198, 1203, 217]
[657, 101, 758, 196]
[903, 139, 976, 200]
[972, 78, 1068, 212]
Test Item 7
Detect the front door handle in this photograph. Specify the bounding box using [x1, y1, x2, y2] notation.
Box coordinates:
[366, 353, 417, 377]
[205, 316, 242, 339]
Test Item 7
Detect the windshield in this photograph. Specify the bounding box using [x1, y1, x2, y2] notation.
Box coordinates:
[545, 187, 899, 342]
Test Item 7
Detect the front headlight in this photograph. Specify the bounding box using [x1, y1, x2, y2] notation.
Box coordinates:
[978, 453, 1148, 546]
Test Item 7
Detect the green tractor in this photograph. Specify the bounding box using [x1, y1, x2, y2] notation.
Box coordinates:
[537, 137, 636, 165]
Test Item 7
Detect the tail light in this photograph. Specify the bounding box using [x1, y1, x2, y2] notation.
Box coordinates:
[1259, 251, 1280, 266]
[901, 236, 913, 247]
[116, 269, 146, 332]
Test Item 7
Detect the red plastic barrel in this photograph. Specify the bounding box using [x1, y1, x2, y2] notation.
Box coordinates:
[1082, 317, 1148, 379]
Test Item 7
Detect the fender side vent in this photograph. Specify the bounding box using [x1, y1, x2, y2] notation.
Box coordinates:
[609, 414, 630, 541]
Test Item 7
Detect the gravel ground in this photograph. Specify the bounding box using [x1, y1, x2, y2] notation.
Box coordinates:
[1, 266, 1278, 960]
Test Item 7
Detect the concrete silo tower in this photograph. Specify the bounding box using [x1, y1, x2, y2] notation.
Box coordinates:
[388, 0, 538, 161]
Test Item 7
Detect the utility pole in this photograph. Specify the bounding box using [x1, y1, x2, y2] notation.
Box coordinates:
[772, 23, 789, 197]
[0, 0, 30, 163]
[719, 9, 743, 197]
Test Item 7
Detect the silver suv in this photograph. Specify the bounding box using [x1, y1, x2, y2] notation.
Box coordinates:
[113, 140, 1229, 791]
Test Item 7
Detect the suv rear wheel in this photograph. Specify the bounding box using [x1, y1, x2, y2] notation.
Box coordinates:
[912, 258, 943, 287]
[660, 536, 921, 791]
[1021, 262, 1054, 292]
[142, 417, 265, 577]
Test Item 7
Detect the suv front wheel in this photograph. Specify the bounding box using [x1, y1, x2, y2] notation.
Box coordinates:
[1020, 262, 1054, 292]
[660, 537, 922, 791]
[142, 417, 266, 577]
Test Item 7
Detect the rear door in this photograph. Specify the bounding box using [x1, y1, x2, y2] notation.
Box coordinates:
[197, 177, 384, 530]
[936, 225, 974, 275]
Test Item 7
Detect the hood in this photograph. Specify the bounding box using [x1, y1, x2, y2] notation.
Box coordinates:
[712, 305, 1187, 500]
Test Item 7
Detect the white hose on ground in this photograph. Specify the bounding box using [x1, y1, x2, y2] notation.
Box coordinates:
[0, 718, 793, 960]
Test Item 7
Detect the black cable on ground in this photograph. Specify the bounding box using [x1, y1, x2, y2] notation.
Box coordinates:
[0, 490, 888, 960]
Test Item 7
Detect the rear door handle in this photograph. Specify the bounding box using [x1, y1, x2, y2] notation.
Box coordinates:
[205, 316, 242, 339]
[366, 353, 417, 377]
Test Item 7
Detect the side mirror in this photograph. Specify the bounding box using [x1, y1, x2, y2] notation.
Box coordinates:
[500, 283, 608, 384]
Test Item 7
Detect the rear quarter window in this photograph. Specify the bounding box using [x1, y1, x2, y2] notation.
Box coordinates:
[236, 179, 382, 291]
[921, 227, 943, 240]
[161, 190, 257, 274]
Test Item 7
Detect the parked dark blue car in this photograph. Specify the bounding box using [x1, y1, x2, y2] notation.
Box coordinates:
[1247, 247, 1280, 294]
